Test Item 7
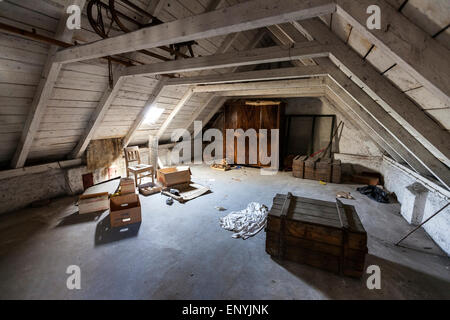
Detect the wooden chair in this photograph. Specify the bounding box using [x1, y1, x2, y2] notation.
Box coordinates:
[124, 146, 154, 188]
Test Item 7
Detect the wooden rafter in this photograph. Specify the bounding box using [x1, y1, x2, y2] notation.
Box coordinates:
[53, 0, 336, 64]
[11, 0, 86, 168]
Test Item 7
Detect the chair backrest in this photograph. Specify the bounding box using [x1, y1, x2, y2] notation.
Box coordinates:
[124, 146, 141, 167]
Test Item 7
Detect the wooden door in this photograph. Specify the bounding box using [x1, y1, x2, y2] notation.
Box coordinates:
[224, 100, 283, 167]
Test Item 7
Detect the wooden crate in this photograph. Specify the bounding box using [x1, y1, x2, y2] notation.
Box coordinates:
[78, 192, 109, 214]
[315, 158, 332, 182]
[292, 155, 307, 178]
[332, 160, 342, 184]
[110, 194, 142, 228]
[266, 193, 367, 277]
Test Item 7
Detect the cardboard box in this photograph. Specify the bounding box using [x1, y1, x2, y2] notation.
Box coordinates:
[120, 178, 135, 194]
[78, 192, 109, 214]
[110, 193, 141, 228]
[157, 166, 191, 187]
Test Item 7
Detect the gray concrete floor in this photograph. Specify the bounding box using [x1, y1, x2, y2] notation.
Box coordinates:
[0, 165, 449, 299]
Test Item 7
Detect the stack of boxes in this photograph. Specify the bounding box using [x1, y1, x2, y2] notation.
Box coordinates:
[292, 155, 342, 184]
[109, 178, 142, 228]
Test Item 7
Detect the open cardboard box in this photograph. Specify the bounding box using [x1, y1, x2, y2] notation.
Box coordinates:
[110, 193, 141, 228]
[157, 166, 191, 187]
[78, 192, 109, 214]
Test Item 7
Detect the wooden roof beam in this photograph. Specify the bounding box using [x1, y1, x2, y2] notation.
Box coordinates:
[10, 0, 86, 168]
[53, 0, 335, 64]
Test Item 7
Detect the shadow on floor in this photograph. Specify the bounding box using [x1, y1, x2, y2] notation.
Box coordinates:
[56, 210, 105, 227]
[272, 253, 450, 299]
[95, 214, 141, 246]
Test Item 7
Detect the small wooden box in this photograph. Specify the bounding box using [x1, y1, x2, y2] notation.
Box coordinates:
[266, 193, 368, 278]
[78, 192, 109, 214]
[304, 159, 317, 180]
[315, 158, 332, 182]
[120, 178, 136, 194]
[110, 194, 141, 228]
[332, 160, 342, 184]
[292, 155, 307, 178]
[157, 166, 191, 187]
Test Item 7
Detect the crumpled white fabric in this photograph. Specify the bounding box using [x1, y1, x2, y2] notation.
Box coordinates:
[219, 202, 268, 240]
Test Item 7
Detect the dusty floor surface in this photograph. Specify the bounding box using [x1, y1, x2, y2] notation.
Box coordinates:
[0, 165, 448, 299]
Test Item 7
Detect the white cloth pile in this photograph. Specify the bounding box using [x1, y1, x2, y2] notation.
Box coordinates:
[219, 202, 269, 240]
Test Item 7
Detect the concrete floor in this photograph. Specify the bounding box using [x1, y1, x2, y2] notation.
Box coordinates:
[0, 165, 449, 299]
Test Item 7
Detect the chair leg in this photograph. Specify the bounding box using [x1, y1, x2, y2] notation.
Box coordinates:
[134, 173, 138, 189]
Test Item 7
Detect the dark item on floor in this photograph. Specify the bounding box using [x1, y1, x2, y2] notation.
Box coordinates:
[139, 182, 162, 196]
[166, 197, 174, 205]
[170, 188, 180, 196]
[266, 193, 368, 278]
[78, 192, 110, 214]
[162, 182, 210, 203]
[157, 166, 191, 187]
[357, 185, 389, 203]
[351, 172, 380, 186]
[82, 173, 94, 190]
[95, 214, 140, 246]
[109, 193, 142, 228]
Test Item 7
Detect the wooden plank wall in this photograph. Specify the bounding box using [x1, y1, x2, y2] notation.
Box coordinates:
[0, 0, 58, 165]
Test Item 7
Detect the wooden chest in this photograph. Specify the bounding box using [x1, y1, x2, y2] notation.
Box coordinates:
[331, 160, 342, 184]
[266, 193, 367, 277]
[315, 158, 332, 182]
[292, 155, 307, 178]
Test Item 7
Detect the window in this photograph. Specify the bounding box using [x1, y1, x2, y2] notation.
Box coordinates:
[144, 106, 164, 125]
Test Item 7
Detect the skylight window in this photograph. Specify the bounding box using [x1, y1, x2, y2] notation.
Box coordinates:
[144, 106, 164, 125]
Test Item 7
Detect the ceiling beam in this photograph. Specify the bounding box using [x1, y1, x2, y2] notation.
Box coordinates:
[10, 0, 86, 168]
[53, 0, 335, 64]
[122, 42, 329, 77]
[335, 0, 450, 106]
[166, 65, 326, 86]
[220, 88, 325, 97]
[192, 78, 325, 93]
